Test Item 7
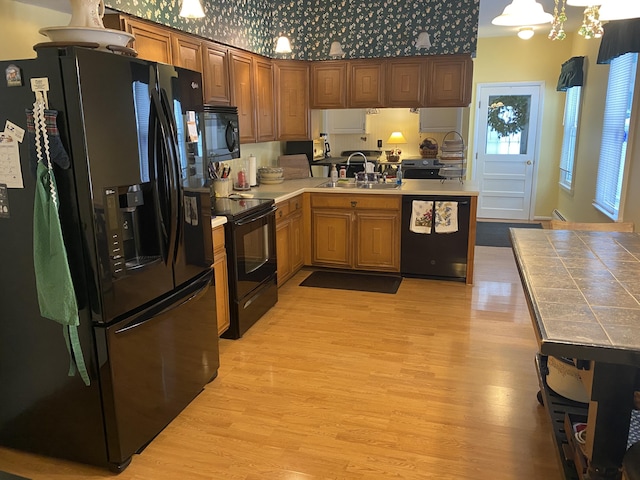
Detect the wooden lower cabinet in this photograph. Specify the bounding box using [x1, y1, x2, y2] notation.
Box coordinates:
[212, 225, 230, 336]
[275, 195, 305, 286]
[311, 194, 400, 272]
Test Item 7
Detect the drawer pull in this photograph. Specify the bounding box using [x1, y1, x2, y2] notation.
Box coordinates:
[351, 201, 357, 208]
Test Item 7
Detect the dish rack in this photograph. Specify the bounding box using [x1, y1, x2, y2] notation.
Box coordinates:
[438, 131, 466, 182]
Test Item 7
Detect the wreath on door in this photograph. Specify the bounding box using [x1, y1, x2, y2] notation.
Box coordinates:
[487, 96, 530, 138]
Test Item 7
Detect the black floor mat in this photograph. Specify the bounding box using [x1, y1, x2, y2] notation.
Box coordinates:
[300, 271, 402, 294]
[476, 221, 542, 247]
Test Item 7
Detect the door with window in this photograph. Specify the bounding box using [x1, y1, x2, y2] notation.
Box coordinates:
[474, 83, 542, 220]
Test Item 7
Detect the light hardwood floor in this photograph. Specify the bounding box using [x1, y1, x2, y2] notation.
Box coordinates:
[0, 246, 562, 479]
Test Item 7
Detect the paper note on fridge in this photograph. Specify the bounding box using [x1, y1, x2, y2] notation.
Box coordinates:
[0, 131, 23, 188]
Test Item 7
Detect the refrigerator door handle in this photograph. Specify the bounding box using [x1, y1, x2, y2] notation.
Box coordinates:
[151, 90, 178, 264]
[159, 87, 183, 263]
[150, 91, 170, 259]
[114, 269, 212, 335]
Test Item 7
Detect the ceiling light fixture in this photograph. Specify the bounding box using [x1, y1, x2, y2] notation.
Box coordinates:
[179, 0, 205, 18]
[275, 36, 292, 54]
[492, 0, 554, 26]
[518, 27, 535, 39]
[599, 0, 640, 20]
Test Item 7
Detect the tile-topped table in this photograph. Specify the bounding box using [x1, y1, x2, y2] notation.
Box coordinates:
[510, 228, 640, 480]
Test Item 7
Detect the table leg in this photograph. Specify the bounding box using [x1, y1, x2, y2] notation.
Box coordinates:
[586, 362, 637, 480]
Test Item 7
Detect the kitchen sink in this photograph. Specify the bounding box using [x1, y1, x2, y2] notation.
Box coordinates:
[318, 181, 358, 188]
[357, 182, 401, 190]
[319, 181, 400, 190]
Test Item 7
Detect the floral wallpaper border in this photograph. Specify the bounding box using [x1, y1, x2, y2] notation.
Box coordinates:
[106, 0, 478, 59]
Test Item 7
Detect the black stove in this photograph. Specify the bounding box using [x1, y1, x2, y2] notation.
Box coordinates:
[212, 196, 275, 221]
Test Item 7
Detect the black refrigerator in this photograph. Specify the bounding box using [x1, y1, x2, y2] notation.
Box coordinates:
[0, 46, 219, 471]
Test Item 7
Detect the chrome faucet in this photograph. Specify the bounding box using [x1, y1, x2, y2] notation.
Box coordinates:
[347, 152, 368, 183]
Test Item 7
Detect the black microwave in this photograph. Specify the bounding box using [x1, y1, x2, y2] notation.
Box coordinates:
[202, 105, 240, 161]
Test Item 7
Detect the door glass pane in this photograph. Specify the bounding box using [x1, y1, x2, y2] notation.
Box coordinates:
[485, 95, 532, 155]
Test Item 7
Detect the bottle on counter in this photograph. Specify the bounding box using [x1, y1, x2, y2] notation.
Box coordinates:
[396, 166, 402, 185]
[339, 166, 347, 179]
[330, 164, 339, 183]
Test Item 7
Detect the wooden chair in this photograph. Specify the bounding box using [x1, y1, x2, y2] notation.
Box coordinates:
[548, 220, 634, 232]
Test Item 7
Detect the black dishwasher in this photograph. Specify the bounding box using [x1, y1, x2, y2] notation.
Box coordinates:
[401, 195, 470, 281]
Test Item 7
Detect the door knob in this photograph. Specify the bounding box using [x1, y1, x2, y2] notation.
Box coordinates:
[526, 160, 532, 165]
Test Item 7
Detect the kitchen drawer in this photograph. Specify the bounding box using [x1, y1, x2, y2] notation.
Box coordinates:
[311, 193, 400, 210]
[276, 200, 291, 220]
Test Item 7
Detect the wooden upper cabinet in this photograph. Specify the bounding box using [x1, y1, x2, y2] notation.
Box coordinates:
[310, 61, 347, 109]
[172, 33, 203, 72]
[386, 59, 424, 107]
[349, 61, 385, 108]
[254, 58, 276, 142]
[424, 54, 473, 107]
[230, 50, 256, 144]
[275, 62, 310, 141]
[104, 15, 171, 64]
[202, 42, 230, 105]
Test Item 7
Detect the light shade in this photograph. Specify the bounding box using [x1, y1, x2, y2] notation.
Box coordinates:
[329, 41, 345, 57]
[518, 27, 535, 39]
[415, 32, 432, 49]
[492, 0, 554, 26]
[599, 0, 640, 20]
[275, 36, 292, 53]
[179, 0, 205, 18]
[387, 132, 407, 144]
[566, 0, 595, 5]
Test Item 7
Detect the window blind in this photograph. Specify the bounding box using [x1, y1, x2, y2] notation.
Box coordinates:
[594, 53, 638, 219]
[559, 86, 581, 190]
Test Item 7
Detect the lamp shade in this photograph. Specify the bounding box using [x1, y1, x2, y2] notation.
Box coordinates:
[492, 0, 553, 26]
[275, 36, 292, 53]
[387, 132, 407, 144]
[566, 0, 596, 5]
[329, 41, 345, 57]
[415, 32, 432, 49]
[599, 0, 640, 20]
[179, 0, 205, 18]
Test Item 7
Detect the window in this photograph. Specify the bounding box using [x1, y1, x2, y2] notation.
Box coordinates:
[559, 86, 582, 191]
[594, 52, 638, 220]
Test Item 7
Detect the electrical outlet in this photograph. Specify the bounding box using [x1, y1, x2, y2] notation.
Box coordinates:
[377, 139, 382, 148]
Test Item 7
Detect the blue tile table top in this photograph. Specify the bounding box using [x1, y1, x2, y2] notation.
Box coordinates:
[511, 228, 640, 367]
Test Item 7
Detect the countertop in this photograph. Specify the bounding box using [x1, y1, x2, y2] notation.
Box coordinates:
[510, 228, 640, 366]
[210, 177, 478, 226]
[246, 177, 479, 204]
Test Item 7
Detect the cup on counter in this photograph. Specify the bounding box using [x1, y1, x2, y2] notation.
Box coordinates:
[211, 178, 231, 197]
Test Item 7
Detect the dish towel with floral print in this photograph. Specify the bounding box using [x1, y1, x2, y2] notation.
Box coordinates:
[434, 201, 458, 233]
[410, 200, 433, 234]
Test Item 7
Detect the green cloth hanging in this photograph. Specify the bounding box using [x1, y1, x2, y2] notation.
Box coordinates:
[33, 161, 90, 386]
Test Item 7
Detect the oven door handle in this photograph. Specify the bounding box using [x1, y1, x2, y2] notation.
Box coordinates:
[234, 206, 277, 226]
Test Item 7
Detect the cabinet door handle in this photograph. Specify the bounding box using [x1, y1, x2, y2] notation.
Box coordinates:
[351, 201, 357, 208]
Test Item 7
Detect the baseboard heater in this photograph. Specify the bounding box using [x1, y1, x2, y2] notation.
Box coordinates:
[552, 209, 567, 221]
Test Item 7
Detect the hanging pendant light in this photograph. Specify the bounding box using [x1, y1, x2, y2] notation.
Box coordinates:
[492, 0, 554, 26]
[179, 0, 205, 18]
[599, 0, 640, 20]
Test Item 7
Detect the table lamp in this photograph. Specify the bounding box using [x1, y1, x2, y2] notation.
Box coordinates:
[386, 131, 406, 162]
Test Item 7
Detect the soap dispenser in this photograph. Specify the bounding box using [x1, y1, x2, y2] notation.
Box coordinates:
[330, 164, 338, 183]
